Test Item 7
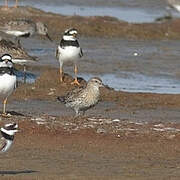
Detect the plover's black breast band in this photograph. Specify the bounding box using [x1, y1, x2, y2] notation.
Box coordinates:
[0, 67, 14, 75]
[0, 131, 14, 141]
[60, 39, 80, 48]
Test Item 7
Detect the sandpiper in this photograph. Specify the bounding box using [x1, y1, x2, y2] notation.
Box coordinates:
[0, 37, 37, 83]
[0, 54, 16, 116]
[0, 19, 52, 42]
[55, 28, 83, 85]
[0, 123, 19, 153]
[57, 77, 103, 116]
[4, 0, 18, 8]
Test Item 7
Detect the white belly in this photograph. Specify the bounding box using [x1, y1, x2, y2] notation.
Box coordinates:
[58, 46, 81, 63]
[0, 74, 16, 100]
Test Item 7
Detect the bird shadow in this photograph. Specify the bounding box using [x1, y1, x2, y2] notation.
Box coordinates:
[0, 170, 37, 175]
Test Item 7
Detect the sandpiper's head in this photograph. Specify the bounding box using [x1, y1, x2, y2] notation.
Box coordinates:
[63, 28, 78, 40]
[36, 22, 52, 41]
[0, 54, 13, 68]
[87, 77, 104, 88]
[1, 123, 19, 137]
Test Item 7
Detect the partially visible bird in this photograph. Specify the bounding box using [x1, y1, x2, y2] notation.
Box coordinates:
[0, 38, 37, 83]
[57, 77, 104, 116]
[0, 19, 52, 42]
[0, 123, 19, 153]
[56, 28, 83, 85]
[0, 54, 16, 116]
[4, 0, 18, 8]
[167, 0, 180, 11]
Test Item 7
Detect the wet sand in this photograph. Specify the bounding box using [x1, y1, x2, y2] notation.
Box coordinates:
[0, 6, 180, 179]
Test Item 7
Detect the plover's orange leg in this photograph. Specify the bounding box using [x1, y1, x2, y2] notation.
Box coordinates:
[1, 98, 11, 117]
[59, 66, 63, 83]
[71, 64, 80, 85]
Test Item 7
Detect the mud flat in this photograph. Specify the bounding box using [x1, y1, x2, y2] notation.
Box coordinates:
[0, 6, 180, 179]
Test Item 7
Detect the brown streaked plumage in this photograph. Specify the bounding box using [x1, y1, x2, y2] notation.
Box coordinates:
[57, 77, 103, 116]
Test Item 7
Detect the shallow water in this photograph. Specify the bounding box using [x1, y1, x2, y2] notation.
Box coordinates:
[1, 0, 180, 23]
[81, 72, 180, 94]
[21, 37, 180, 94]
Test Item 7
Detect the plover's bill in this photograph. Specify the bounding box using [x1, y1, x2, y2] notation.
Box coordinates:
[0, 123, 19, 153]
[167, 0, 180, 12]
[0, 19, 52, 42]
[0, 54, 16, 116]
[4, 0, 18, 8]
[57, 77, 103, 116]
[55, 28, 83, 85]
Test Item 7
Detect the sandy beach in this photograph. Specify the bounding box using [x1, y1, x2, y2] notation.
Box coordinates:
[0, 5, 180, 179]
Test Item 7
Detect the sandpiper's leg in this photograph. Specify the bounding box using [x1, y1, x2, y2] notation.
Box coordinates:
[14, 0, 18, 8]
[71, 64, 80, 85]
[23, 65, 27, 83]
[74, 108, 80, 117]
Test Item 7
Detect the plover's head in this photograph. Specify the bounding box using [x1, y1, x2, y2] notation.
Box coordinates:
[36, 22, 52, 41]
[1, 123, 19, 137]
[87, 77, 104, 88]
[0, 54, 13, 68]
[63, 28, 78, 41]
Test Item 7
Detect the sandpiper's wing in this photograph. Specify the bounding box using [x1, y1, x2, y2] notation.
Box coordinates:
[1, 19, 35, 36]
[64, 86, 88, 103]
[0, 138, 7, 152]
[0, 39, 37, 63]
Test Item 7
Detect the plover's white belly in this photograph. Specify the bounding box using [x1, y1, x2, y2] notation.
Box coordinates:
[59, 46, 81, 63]
[0, 74, 16, 99]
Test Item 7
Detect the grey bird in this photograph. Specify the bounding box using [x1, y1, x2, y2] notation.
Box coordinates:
[0, 19, 52, 42]
[0, 123, 19, 153]
[57, 77, 103, 116]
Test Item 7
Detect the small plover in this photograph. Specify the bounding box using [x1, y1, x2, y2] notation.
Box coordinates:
[4, 0, 18, 8]
[0, 19, 52, 42]
[57, 77, 103, 116]
[55, 28, 83, 85]
[0, 54, 16, 116]
[0, 123, 19, 153]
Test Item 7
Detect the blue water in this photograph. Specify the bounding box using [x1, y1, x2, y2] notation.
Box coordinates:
[14, 70, 36, 84]
[81, 72, 180, 94]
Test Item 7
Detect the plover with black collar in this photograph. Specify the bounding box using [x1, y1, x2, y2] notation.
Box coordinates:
[56, 28, 83, 85]
[0, 123, 19, 153]
[0, 54, 16, 117]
